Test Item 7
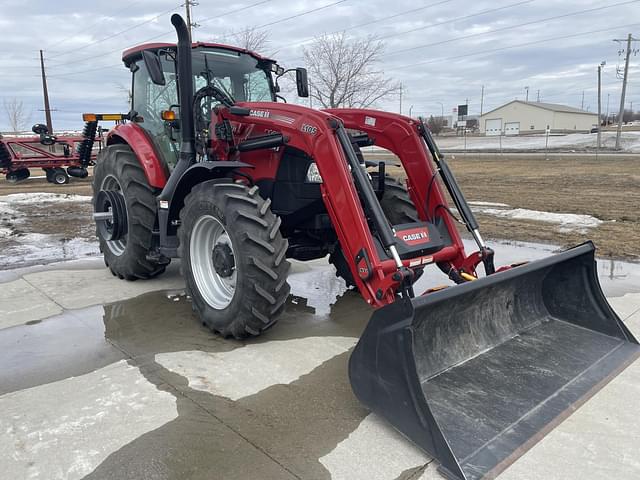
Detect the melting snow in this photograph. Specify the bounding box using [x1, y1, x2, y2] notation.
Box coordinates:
[468, 201, 510, 207]
[0, 192, 97, 268]
[473, 206, 602, 231]
[0, 192, 92, 204]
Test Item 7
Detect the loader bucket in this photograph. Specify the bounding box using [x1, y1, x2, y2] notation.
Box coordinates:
[349, 242, 639, 480]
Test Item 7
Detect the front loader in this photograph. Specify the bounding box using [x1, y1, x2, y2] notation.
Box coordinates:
[87, 14, 639, 480]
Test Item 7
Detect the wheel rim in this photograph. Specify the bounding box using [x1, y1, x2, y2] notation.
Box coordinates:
[99, 174, 128, 256]
[190, 215, 237, 309]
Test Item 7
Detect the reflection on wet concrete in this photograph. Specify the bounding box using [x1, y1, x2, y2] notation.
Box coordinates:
[89, 279, 371, 479]
[0, 305, 125, 395]
[1, 239, 639, 479]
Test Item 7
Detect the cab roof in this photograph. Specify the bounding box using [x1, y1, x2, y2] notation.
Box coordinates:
[122, 42, 276, 67]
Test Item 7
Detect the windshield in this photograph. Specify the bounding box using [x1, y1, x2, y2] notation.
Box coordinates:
[192, 48, 275, 103]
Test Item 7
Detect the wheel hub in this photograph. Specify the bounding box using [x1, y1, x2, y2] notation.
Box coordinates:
[212, 243, 235, 278]
[95, 189, 128, 241]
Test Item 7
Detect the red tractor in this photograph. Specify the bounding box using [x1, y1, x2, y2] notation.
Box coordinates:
[87, 15, 638, 480]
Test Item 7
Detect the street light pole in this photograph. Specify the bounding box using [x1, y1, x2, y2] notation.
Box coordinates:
[597, 61, 605, 154]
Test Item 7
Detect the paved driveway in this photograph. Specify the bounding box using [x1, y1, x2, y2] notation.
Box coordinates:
[1, 247, 639, 480]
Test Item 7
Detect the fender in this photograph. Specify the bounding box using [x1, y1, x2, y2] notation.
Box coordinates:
[167, 161, 254, 226]
[107, 122, 169, 188]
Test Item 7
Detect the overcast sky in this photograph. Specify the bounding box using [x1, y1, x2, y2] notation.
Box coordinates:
[1, 0, 639, 131]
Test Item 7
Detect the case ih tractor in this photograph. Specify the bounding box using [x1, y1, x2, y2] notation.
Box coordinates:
[87, 14, 639, 480]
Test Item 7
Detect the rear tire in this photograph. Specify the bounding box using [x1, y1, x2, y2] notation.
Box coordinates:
[371, 173, 419, 224]
[92, 144, 167, 280]
[330, 173, 422, 287]
[178, 182, 291, 339]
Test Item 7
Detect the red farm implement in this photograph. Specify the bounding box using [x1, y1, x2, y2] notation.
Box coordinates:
[0, 123, 98, 184]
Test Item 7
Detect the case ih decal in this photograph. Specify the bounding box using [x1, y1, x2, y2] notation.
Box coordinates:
[398, 227, 430, 246]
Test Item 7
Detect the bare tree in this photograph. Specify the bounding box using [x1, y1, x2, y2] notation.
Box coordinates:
[3, 98, 31, 133]
[303, 32, 400, 109]
[114, 83, 133, 107]
[219, 27, 270, 53]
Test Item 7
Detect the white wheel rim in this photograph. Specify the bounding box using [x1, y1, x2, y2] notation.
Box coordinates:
[190, 214, 237, 309]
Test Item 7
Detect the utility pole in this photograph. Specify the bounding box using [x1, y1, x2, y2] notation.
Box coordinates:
[184, 0, 199, 38]
[614, 34, 638, 150]
[536, 89, 540, 102]
[597, 62, 604, 154]
[524, 86, 529, 102]
[39, 49, 53, 134]
[581, 90, 585, 110]
[399, 82, 403, 115]
[606, 93, 610, 124]
[480, 85, 484, 117]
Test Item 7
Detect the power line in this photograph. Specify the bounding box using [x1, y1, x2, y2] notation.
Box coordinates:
[48, 3, 182, 59]
[390, 0, 640, 56]
[389, 22, 640, 70]
[281, 0, 453, 48]
[44, 0, 276, 70]
[47, 1, 144, 50]
[378, 0, 535, 41]
[45, 0, 345, 73]
[47, 63, 125, 79]
[233, 0, 349, 36]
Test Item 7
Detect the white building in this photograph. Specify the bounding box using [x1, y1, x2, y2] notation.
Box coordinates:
[480, 101, 598, 136]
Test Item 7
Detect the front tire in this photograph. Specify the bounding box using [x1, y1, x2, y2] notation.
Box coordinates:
[178, 182, 291, 338]
[52, 168, 69, 185]
[92, 144, 168, 280]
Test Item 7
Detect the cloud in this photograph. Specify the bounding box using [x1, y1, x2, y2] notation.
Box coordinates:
[0, 0, 638, 130]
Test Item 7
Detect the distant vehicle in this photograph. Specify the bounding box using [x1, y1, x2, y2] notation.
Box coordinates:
[590, 127, 599, 133]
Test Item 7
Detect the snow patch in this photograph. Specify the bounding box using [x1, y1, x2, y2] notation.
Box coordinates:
[156, 336, 357, 400]
[435, 131, 640, 152]
[468, 201, 510, 208]
[473, 206, 603, 232]
[0, 192, 92, 205]
[0, 360, 177, 480]
[0, 192, 97, 267]
[0, 236, 99, 268]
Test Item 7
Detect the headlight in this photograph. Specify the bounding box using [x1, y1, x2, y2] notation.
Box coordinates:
[305, 162, 323, 183]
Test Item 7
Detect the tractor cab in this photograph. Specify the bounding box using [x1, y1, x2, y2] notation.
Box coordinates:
[121, 42, 306, 168]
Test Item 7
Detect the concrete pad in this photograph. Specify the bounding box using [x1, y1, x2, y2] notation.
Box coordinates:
[319, 413, 431, 480]
[156, 336, 357, 400]
[23, 266, 184, 310]
[1, 250, 640, 480]
[0, 278, 61, 328]
[0, 360, 177, 480]
[608, 292, 640, 320]
[0, 306, 125, 395]
[625, 311, 640, 336]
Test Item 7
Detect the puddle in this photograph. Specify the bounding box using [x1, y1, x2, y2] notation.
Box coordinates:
[1, 243, 639, 479]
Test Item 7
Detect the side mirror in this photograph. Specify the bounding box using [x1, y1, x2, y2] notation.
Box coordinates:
[296, 67, 309, 98]
[142, 50, 166, 86]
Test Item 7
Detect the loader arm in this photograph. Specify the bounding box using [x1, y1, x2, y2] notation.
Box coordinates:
[325, 108, 496, 278]
[216, 102, 428, 305]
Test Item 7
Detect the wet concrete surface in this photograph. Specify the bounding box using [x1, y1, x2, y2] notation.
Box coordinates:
[1, 242, 640, 479]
